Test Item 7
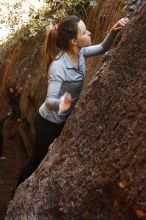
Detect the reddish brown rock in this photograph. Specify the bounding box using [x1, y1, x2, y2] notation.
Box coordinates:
[4, 2, 146, 220]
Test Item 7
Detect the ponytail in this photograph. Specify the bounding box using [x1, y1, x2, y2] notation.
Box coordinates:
[45, 16, 80, 74]
[45, 27, 58, 74]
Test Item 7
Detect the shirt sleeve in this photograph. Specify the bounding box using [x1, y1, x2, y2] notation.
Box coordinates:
[45, 63, 63, 111]
[82, 31, 117, 58]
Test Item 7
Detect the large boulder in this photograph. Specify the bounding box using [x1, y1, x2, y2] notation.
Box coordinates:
[5, 2, 146, 220]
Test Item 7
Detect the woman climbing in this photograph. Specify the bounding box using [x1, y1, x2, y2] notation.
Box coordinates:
[16, 15, 129, 188]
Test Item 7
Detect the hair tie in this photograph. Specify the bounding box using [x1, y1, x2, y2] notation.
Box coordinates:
[54, 24, 58, 33]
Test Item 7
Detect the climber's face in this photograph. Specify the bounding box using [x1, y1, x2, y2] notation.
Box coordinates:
[69, 20, 92, 49]
[77, 20, 92, 48]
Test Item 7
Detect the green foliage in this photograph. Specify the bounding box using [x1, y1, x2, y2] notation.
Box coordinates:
[0, 0, 97, 54]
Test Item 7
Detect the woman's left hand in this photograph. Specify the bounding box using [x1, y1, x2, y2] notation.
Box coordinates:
[111, 17, 129, 33]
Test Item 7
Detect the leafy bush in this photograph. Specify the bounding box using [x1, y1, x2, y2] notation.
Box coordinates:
[0, 0, 97, 55]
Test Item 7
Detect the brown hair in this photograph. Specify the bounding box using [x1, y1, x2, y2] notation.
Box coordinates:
[45, 15, 81, 73]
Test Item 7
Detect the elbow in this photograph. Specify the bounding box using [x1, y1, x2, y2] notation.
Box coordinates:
[45, 97, 60, 111]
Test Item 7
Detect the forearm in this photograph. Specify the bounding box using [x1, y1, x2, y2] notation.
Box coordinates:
[82, 31, 117, 57]
[101, 31, 117, 51]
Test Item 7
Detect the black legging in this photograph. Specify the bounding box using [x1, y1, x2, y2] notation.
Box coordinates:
[16, 112, 64, 187]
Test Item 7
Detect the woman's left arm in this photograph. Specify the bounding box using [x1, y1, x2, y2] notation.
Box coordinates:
[83, 17, 129, 58]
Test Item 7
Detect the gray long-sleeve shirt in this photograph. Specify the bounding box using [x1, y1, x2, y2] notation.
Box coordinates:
[39, 31, 117, 124]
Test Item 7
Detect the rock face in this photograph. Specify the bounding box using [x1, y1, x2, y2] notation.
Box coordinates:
[5, 2, 146, 220]
[85, 0, 146, 83]
[2, 0, 132, 218]
[0, 0, 144, 155]
[0, 35, 47, 155]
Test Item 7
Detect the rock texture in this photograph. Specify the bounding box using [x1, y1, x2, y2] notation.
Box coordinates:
[0, 35, 47, 155]
[0, 0, 144, 156]
[0, 36, 46, 219]
[5, 1, 146, 220]
[85, 0, 146, 83]
[0, 5, 130, 218]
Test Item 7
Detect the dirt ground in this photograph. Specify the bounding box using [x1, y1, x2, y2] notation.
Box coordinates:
[0, 118, 27, 220]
